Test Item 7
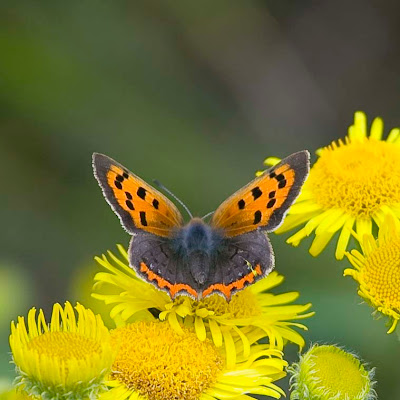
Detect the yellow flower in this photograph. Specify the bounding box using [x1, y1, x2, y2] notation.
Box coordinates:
[100, 320, 287, 400]
[92, 246, 314, 366]
[269, 111, 400, 259]
[9, 302, 115, 400]
[288, 344, 376, 400]
[0, 389, 33, 400]
[344, 214, 400, 333]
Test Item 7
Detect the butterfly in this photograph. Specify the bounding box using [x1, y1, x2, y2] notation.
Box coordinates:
[93, 151, 309, 301]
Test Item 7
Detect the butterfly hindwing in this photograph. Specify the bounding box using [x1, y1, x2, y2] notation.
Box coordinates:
[93, 153, 184, 237]
[129, 232, 199, 299]
[128, 229, 273, 300]
[202, 230, 274, 299]
[211, 151, 309, 237]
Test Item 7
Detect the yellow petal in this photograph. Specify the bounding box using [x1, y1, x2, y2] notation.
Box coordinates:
[275, 211, 320, 233]
[233, 326, 250, 358]
[288, 201, 323, 215]
[209, 319, 223, 347]
[195, 316, 207, 341]
[356, 217, 372, 240]
[370, 117, 383, 140]
[251, 272, 283, 293]
[263, 157, 281, 166]
[222, 329, 236, 368]
[309, 230, 336, 257]
[335, 217, 355, 259]
[352, 111, 367, 138]
[387, 127, 400, 143]
[168, 312, 184, 335]
[286, 227, 309, 246]
[315, 209, 344, 235]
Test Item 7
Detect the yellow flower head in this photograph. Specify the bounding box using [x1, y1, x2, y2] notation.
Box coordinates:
[92, 246, 313, 366]
[344, 214, 400, 333]
[288, 344, 376, 400]
[270, 111, 400, 259]
[9, 302, 115, 400]
[100, 320, 287, 400]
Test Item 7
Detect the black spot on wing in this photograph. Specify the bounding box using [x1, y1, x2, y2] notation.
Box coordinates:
[152, 199, 159, 209]
[253, 210, 262, 224]
[251, 187, 263, 200]
[123, 171, 129, 179]
[137, 187, 147, 200]
[126, 200, 135, 210]
[116, 174, 124, 182]
[269, 191, 276, 199]
[125, 191, 133, 200]
[140, 211, 148, 226]
[238, 199, 245, 210]
[278, 179, 287, 188]
[114, 180, 122, 190]
[267, 198, 276, 208]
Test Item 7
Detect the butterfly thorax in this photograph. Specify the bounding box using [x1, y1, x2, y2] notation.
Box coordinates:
[171, 218, 224, 285]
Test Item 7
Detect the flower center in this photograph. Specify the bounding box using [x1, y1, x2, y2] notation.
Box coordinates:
[311, 346, 368, 399]
[110, 321, 224, 400]
[362, 238, 400, 310]
[27, 331, 103, 362]
[227, 288, 263, 317]
[307, 138, 400, 217]
[187, 287, 262, 318]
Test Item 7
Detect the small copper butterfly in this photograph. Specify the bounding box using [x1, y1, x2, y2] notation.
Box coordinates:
[93, 151, 309, 300]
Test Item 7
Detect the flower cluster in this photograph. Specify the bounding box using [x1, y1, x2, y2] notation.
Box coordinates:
[272, 111, 400, 337]
[6, 110, 393, 400]
[8, 248, 313, 400]
[90, 244, 313, 398]
[93, 245, 313, 365]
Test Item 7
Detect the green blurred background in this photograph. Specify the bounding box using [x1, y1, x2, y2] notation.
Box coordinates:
[1, 1, 400, 398]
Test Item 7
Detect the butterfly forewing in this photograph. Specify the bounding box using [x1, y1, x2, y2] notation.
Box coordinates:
[93, 153, 184, 236]
[211, 151, 309, 237]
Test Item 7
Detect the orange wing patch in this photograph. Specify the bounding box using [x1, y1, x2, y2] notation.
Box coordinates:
[93, 153, 184, 237]
[211, 151, 309, 237]
[106, 165, 183, 236]
[140, 262, 198, 298]
[202, 265, 262, 299]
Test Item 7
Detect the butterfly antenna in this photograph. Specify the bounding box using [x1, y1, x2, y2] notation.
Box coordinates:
[153, 179, 194, 219]
[201, 211, 214, 220]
